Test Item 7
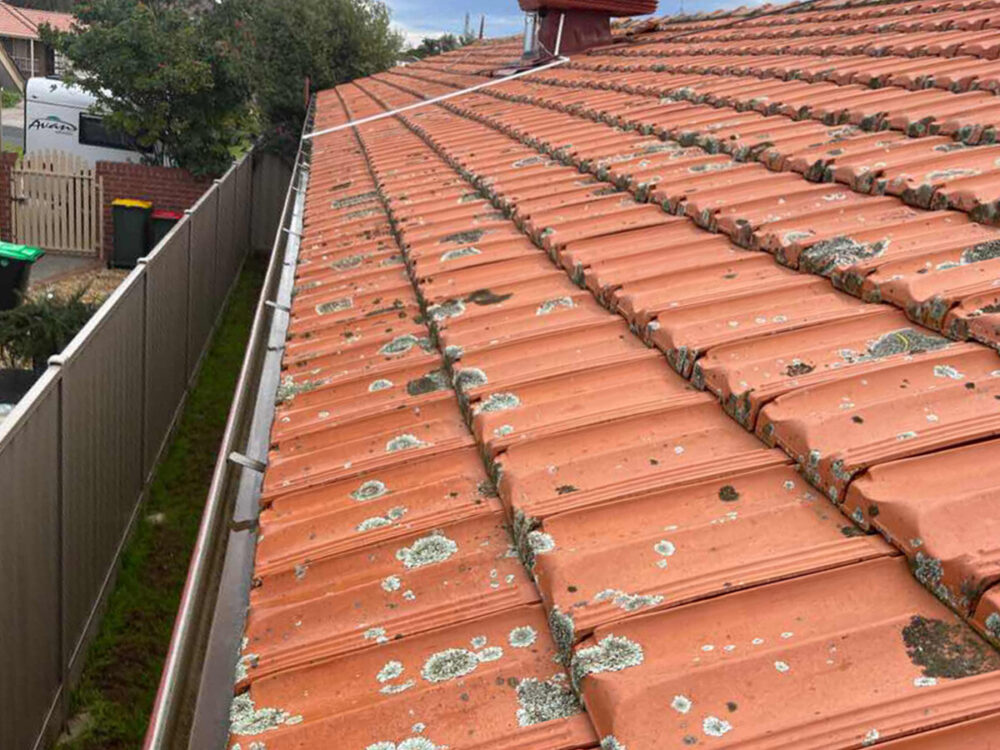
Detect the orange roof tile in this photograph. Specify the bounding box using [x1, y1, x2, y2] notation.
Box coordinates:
[213, 5, 1000, 746]
[17, 5, 73, 34]
[0, 2, 72, 39]
[0, 2, 37, 39]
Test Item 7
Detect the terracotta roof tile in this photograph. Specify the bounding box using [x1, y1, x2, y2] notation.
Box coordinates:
[0, 2, 70, 39]
[257, 446, 493, 555]
[533, 464, 894, 638]
[16, 6, 73, 34]
[758, 345, 1000, 501]
[694, 307, 958, 427]
[232, 605, 596, 749]
[243, 508, 539, 683]
[216, 10, 1000, 744]
[878, 712, 1000, 748]
[576, 558, 1000, 749]
[499, 399, 785, 524]
[841, 438, 1000, 616]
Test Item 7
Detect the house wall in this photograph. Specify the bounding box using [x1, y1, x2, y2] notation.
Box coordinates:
[96, 161, 211, 260]
[1, 36, 51, 77]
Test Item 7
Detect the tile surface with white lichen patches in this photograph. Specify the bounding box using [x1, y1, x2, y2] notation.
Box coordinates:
[577, 558, 1000, 749]
[533, 464, 893, 637]
[264, 397, 474, 492]
[229, 605, 594, 749]
[240, 510, 539, 685]
[230, 82, 601, 750]
[758, 345, 1000, 501]
[255, 448, 495, 573]
[219, 24, 1000, 748]
[843, 438, 1000, 617]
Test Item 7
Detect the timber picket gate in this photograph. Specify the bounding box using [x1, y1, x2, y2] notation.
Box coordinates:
[10, 149, 104, 255]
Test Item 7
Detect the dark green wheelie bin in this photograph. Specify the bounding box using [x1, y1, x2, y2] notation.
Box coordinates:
[0, 242, 44, 311]
[150, 209, 183, 249]
[110, 199, 152, 268]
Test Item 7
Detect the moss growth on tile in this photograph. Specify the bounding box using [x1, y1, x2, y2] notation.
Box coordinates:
[901, 615, 1000, 679]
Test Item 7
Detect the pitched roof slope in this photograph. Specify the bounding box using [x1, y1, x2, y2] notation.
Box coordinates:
[0, 2, 72, 39]
[0, 2, 38, 39]
[228, 5, 1000, 748]
[17, 6, 74, 33]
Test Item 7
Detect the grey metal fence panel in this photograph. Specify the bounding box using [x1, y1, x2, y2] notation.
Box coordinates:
[60, 272, 146, 666]
[0, 371, 62, 750]
[187, 187, 219, 381]
[236, 157, 252, 254]
[215, 168, 237, 309]
[143, 222, 191, 477]
[0, 153, 258, 750]
[232, 159, 246, 265]
[250, 153, 293, 254]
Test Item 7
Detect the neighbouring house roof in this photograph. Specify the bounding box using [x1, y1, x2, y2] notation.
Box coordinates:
[0, 2, 72, 40]
[16, 5, 73, 34]
[226, 2, 1000, 748]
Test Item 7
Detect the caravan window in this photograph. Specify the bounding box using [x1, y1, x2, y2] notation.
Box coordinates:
[78, 114, 136, 151]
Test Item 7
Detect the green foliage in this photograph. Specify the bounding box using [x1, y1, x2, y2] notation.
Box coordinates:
[1, 88, 22, 108]
[0, 284, 96, 370]
[408, 32, 475, 60]
[42, 0, 404, 171]
[240, 0, 403, 155]
[41, 0, 258, 176]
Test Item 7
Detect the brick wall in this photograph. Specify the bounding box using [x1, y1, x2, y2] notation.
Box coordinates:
[96, 161, 211, 260]
[0, 151, 18, 243]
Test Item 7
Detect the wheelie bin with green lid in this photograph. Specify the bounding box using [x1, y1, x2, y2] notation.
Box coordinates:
[0, 242, 44, 310]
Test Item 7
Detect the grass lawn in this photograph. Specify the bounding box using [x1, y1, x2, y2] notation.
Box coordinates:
[56, 256, 265, 749]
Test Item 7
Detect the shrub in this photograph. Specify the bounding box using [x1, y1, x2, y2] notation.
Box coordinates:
[0, 285, 97, 370]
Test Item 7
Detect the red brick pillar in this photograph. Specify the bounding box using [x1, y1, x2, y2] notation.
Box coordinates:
[0, 151, 19, 243]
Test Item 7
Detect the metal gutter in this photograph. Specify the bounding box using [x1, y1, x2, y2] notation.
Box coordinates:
[185, 144, 310, 750]
[143, 105, 314, 750]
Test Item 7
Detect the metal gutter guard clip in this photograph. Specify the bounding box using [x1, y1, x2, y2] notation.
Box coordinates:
[227, 450, 266, 473]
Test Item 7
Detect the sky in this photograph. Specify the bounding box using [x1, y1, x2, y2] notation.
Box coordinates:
[385, 0, 751, 48]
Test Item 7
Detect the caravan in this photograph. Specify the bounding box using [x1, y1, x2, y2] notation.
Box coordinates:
[24, 77, 149, 165]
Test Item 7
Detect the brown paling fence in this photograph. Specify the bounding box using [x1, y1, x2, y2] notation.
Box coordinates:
[0, 152, 259, 750]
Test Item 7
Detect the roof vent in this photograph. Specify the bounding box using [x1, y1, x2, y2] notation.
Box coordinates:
[519, 0, 656, 57]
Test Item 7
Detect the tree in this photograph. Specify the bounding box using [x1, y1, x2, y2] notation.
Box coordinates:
[41, 0, 258, 176]
[42, 0, 404, 172]
[409, 32, 474, 60]
[240, 0, 403, 155]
